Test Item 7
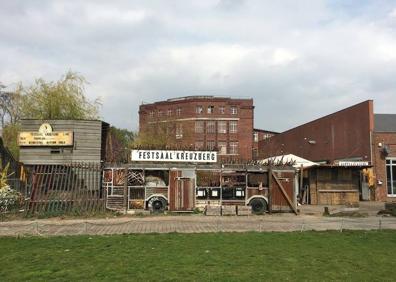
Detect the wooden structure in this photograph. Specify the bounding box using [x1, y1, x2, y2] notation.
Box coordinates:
[104, 163, 297, 215]
[308, 166, 365, 205]
[19, 119, 109, 165]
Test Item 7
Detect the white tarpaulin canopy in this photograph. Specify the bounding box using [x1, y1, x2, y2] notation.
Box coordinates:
[259, 154, 318, 169]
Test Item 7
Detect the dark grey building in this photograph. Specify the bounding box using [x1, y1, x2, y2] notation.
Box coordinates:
[19, 119, 109, 165]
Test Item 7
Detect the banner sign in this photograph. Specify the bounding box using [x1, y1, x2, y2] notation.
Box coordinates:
[18, 123, 73, 146]
[131, 150, 217, 163]
[337, 161, 369, 167]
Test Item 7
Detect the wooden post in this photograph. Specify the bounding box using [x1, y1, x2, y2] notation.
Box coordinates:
[268, 167, 272, 214]
[124, 167, 128, 214]
[300, 164, 304, 204]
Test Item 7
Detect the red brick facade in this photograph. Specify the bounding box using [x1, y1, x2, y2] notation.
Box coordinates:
[258, 100, 396, 202]
[139, 96, 254, 160]
[258, 100, 374, 163]
[372, 132, 396, 202]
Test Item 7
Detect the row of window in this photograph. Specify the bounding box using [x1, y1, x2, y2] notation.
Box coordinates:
[149, 108, 182, 118]
[148, 105, 238, 118]
[253, 132, 275, 142]
[195, 121, 238, 134]
[195, 141, 239, 155]
[196, 105, 237, 115]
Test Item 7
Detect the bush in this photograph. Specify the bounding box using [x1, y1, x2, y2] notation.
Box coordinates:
[0, 186, 23, 213]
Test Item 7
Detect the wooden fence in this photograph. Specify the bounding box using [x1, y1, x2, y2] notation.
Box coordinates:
[25, 163, 105, 215]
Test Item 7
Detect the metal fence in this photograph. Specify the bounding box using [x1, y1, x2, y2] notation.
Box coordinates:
[0, 216, 395, 236]
[24, 163, 105, 216]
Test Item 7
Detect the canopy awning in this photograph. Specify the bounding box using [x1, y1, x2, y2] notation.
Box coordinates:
[259, 154, 318, 169]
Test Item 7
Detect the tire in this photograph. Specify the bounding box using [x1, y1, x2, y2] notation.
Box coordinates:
[249, 198, 267, 214]
[148, 197, 167, 213]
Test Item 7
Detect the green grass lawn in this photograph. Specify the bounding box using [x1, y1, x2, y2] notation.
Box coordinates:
[1, 231, 395, 281]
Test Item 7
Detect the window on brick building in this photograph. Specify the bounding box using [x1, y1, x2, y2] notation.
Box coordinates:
[207, 105, 214, 114]
[218, 142, 227, 155]
[218, 121, 227, 134]
[196, 106, 203, 114]
[230, 106, 238, 115]
[386, 159, 396, 196]
[229, 121, 238, 133]
[149, 111, 154, 118]
[219, 106, 225, 114]
[176, 107, 182, 116]
[229, 142, 238, 154]
[167, 109, 172, 116]
[158, 110, 163, 117]
[206, 121, 216, 134]
[195, 121, 204, 133]
[253, 132, 259, 142]
[195, 141, 204, 150]
[176, 124, 183, 139]
[206, 140, 216, 151]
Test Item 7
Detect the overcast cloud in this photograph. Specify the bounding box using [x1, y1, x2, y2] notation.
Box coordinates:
[1, 0, 396, 132]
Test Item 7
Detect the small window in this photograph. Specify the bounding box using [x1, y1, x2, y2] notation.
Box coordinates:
[158, 110, 163, 117]
[207, 140, 216, 150]
[253, 132, 259, 142]
[176, 108, 182, 116]
[206, 121, 216, 134]
[207, 106, 214, 114]
[167, 109, 172, 116]
[219, 106, 225, 114]
[149, 111, 155, 118]
[230, 106, 238, 115]
[196, 106, 203, 114]
[176, 124, 183, 139]
[195, 141, 204, 150]
[218, 141, 227, 155]
[195, 121, 204, 133]
[229, 142, 238, 154]
[218, 121, 227, 134]
[229, 121, 238, 133]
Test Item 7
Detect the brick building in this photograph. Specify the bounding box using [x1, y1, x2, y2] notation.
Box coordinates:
[253, 129, 278, 159]
[139, 96, 254, 160]
[258, 100, 396, 202]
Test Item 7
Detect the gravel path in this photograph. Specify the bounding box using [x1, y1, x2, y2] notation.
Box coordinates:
[1, 214, 395, 236]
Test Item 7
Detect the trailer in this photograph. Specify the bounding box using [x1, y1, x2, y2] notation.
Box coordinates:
[103, 163, 298, 215]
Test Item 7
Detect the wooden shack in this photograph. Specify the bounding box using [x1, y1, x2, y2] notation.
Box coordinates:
[19, 119, 109, 165]
[308, 166, 365, 205]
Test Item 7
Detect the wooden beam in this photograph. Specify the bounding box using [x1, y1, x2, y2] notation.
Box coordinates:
[268, 167, 272, 214]
[272, 172, 298, 215]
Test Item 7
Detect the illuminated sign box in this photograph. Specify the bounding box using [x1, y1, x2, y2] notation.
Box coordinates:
[131, 150, 217, 163]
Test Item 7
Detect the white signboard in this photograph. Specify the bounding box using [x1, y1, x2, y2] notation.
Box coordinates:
[337, 161, 369, 167]
[131, 150, 217, 163]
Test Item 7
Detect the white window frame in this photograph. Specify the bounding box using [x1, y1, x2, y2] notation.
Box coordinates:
[206, 121, 216, 134]
[176, 124, 183, 139]
[207, 140, 216, 151]
[218, 141, 227, 155]
[229, 142, 239, 154]
[386, 158, 396, 197]
[207, 105, 214, 114]
[196, 106, 203, 114]
[253, 132, 259, 142]
[230, 106, 238, 115]
[218, 121, 227, 134]
[229, 121, 238, 133]
[176, 108, 182, 116]
[195, 121, 204, 134]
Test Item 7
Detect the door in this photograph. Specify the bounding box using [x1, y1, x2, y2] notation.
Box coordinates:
[169, 170, 195, 211]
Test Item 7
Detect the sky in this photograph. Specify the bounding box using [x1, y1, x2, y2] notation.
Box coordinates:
[1, 0, 396, 132]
